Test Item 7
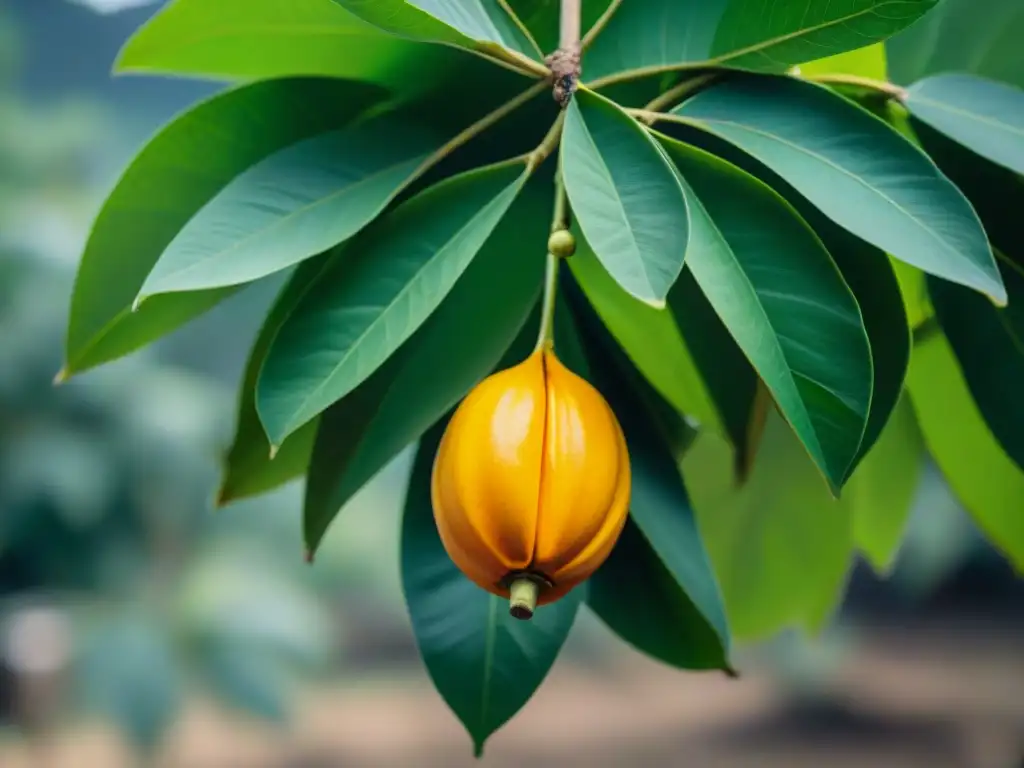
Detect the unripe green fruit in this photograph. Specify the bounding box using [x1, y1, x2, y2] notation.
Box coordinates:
[548, 229, 576, 258]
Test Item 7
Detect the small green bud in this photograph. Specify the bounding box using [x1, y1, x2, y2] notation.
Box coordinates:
[548, 229, 576, 258]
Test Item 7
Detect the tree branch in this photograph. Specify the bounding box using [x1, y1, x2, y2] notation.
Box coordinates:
[546, 0, 582, 107]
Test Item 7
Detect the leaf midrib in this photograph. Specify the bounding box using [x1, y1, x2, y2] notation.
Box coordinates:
[909, 92, 1024, 139]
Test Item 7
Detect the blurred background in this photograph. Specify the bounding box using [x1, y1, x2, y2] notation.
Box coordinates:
[0, 1, 1021, 766]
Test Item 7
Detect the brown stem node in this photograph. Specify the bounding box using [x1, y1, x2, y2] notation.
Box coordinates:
[546, 47, 581, 108]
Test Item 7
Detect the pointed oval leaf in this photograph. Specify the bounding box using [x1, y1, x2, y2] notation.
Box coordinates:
[334, 0, 540, 59]
[217, 258, 333, 506]
[402, 420, 581, 756]
[64, 77, 385, 375]
[907, 331, 1024, 570]
[302, 187, 547, 553]
[584, 0, 935, 84]
[561, 89, 689, 305]
[848, 394, 923, 574]
[659, 135, 872, 492]
[564, 275, 731, 670]
[138, 117, 439, 298]
[672, 76, 1006, 303]
[928, 259, 1024, 473]
[683, 413, 855, 640]
[257, 159, 529, 445]
[905, 73, 1024, 176]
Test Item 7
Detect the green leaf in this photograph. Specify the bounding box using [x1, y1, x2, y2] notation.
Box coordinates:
[257, 159, 529, 446]
[847, 394, 923, 574]
[799, 42, 888, 79]
[563, 273, 731, 671]
[138, 116, 438, 298]
[672, 76, 1005, 303]
[887, 0, 1024, 89]
[334, 0, 540, 59]
[928, 260, 1024, 473]
[64, 77, 385, 375]
[658, 135, 872, 493]
[302, 183, 547, 553]
[402, 420, 580, 756]
[907, 331, 1024, 571]
[561, 89, 689, 306]
[584, 0, 935, 84]
[217, 258, 332, 506]
[905, 74, 1024, 176]
[683, 412, 854, 640]
[115, 0, 458, 87]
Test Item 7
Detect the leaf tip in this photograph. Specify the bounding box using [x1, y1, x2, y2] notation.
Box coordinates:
[268, 444, 280, 461]
[131, 295, 147, 313]
[303, 548, 315, 565]
[52, 367, 69, 386]
[723, 665, 741, 680]
[642, 296, 667, 310]
[472, 738, 486, 759]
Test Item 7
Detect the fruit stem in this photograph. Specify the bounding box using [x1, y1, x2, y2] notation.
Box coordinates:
[535, 169, 567, 352]
[509, 577, 540, 620]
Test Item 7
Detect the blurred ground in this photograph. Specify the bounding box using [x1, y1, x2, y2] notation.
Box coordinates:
[2, 617, 1021, 768]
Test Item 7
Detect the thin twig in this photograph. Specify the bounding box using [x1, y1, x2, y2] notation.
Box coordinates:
[581, 0, 622, 51]
[805, 73, 908, 101]
[643, 72, 720, 116]
[527, 111, 567, 171]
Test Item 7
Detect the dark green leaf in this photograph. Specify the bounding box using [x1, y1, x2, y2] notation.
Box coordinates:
[217, 258, 331, 505]
[584, 0, 935, 84]
[302, 184, 547, 553]
[905, 73, 1024, 176]
[683, 412, 855, 639]
[672, 76, 1005, 303]
[928, 259, 1024, 473]
[561, 88, 689, 305]
[334, 0, 540, 59]
[564, 273, 731, 670]
[64, 78, 385, 375]
[847, 394, 923, 574]
[887, 0, 1024, 89]
[138, 116, 439, 297]
[658, 135, 872, 493]
[907, 331, 1024, 570]
[402, 420, 580, 756]
[258, 159, 529, 446]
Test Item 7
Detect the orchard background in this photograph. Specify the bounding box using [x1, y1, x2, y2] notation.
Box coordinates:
[1, 1, 1023, 766]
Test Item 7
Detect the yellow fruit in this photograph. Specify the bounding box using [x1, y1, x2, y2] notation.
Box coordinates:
[431, 347, 631, 619]
[547, 229, 576, 258]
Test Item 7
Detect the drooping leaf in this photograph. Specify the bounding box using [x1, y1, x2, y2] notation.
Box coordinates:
[683, 413, 855, 640]
[257, 158, 529, 446]
[887, 0, 1024, 89]
[658, 135, 872, 493]
[302, 183, 547, 553]
[333, 0, 540, 60]
[907, 331, 1024, 571]
[584, 0, 935, 84]
[671, 76, 1006, 303]
[138, 116, 438, 298]
[561, 88, 689, 306]
[928, 259, 1024, 474]
[563, 271, 731, 670]
[402, 420, 581, 756]
[63, 77, 385, 375]
[217, 258, 332, 505]
[905, 73, 1024, 176]
[114, 0, 452, 87]
[847, 394, 923, 574]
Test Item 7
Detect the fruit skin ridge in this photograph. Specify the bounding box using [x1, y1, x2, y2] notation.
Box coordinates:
[431, 347, 631, 610]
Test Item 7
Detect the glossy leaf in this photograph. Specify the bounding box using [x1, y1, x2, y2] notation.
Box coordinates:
[114, 0, 452, 87]
[63, 78, 385, 375]
[561, 89, 689, 306]
[905, 73, 1024, 176]
[302, 187, 546, 553]
[683, 413, 854, 639]
[848, 394, 923, 574]
[258, 159, 528, 446]
[564, 273, 731, 670]
[672, 76, 1006, 303]
[908, 332, 1024, 570]
[584, 0, 935, 83]
[334, 0, 539, 59]
[887, 0, 1024, 89]
[659, 135, 872, 492]
[139, 117, 438, 297]
[928, 259, 1024, 473]
[217, 258, 331, 505]
[402, 420, 580, 756]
